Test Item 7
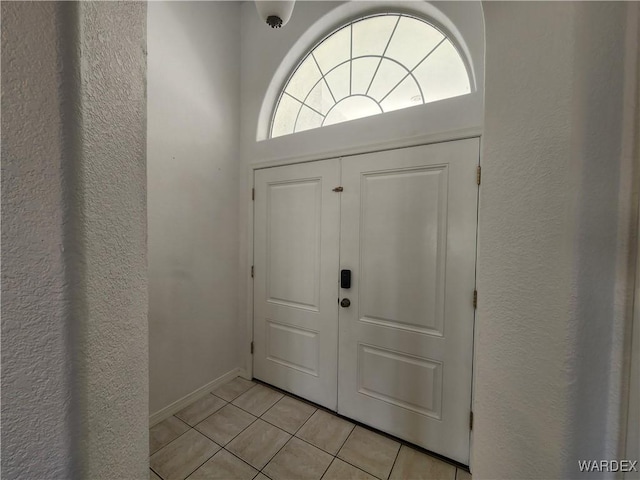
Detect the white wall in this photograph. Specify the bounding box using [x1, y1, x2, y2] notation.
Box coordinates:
[2, 2, 149, 478]
[475, 2, 636, 478]
[147, 1, 241, 415]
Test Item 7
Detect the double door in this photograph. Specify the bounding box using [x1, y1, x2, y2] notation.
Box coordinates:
[252, 139, 479, 464]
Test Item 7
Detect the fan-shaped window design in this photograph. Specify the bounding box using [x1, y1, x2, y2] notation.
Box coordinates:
[270, 13, 472, 138]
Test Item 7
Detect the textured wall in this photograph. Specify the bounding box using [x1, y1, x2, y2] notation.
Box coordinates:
[475, 4, 575, 476]
[147, 1, 241, 414]
[1, 3, 78, 478]
[475, 2, 633, 478]
[1, 2, 148, 478]
[76, 3, 148, 478]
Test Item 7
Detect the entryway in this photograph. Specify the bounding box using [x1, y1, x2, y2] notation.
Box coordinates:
[149, 376, 472, 480]
[252, 139, 479, 465]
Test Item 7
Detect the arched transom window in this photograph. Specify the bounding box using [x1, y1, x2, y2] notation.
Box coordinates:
[270, 13, 472, 138]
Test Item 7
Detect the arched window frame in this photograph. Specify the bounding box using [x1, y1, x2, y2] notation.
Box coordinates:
[269, 11, 476, 139]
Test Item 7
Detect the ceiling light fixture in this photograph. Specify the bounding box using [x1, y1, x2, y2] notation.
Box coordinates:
[255, 1, 295, 29]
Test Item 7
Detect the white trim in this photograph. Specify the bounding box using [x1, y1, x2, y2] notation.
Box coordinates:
[251, 126, 483, 170]
[149, 368, 249, 427]
[245, 163, 256, 379]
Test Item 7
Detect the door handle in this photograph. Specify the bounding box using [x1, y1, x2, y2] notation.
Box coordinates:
[340, 298, 351, 308]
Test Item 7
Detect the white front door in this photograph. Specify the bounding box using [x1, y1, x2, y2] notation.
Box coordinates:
[253, 139, 479, 463]
[337, 139, 479, 464]
[253, 159, 341, 410]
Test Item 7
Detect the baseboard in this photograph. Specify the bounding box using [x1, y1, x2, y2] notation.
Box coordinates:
[149, 367, 245, 427]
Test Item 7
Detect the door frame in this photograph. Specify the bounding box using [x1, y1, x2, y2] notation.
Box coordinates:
[244, 126, 483, 466]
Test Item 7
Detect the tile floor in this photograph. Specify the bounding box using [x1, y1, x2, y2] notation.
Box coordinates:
[150, 377, 472, 480]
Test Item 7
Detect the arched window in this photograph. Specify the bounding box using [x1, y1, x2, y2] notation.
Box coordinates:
[270, 13, 472, 138]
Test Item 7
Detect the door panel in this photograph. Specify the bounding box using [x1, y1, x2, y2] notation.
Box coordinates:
[338, 139, 479, 464]
[359, 165, 448, 336]
[266, 180, 321, 311]
[253, 160, 340, 409]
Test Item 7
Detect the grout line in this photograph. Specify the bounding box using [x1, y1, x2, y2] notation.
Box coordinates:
[386, 443, 402, 480]
[149, 423, 196, 457]
[258, 411, 310, 436]
[216, 381, 259, 404]
[181, 444, 220, 480]
[173, 394, 228, 428]
[257, 430, 295, 475]
[223, 445, 262, 472]
[335, 423, 356, 458]
[290, 431, 338, 457]
[149, 466, 164, 479]
[151, 427, 220, 480]
[232, 398, 281, 419]
[223, 416, 260, 447]
[321, 457, 339, 480]
[333, 456, 383, 479]
[292, 411, 351, 457]
[210, 392, 232, 402]
[217, 446, 262, 476]
[317, 451, 336, 480]
[292, 410, 317, 436]
[173, 414, 194, 430]
[256, 394, 317, 436]
[223, 417, 291, 472]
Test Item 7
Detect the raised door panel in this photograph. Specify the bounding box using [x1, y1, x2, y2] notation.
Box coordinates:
[359, 165, 447, 336]
[266, 180, 321, 311]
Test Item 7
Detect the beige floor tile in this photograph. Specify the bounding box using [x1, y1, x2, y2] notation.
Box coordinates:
[150, 416, 190, 454]
[322, 458, 377, 480]
[232, 384, 283, 417]
[338, 426, 400, 479]
[296, 410, 354, 455]
[213, 377, 256, 402]
[175, 394, 227, 426]
[262, 396, 316, 434]
[150, 429, 220, 480]
[263, 437, 333, 480]
[195, 404, 256, 446]
[226, 419, 291, 469]
[187, 449, 258, 480]
[456, 469, 472, 480]
[150, 469, 162, 480]
[389, 445, 456, 480]
[254, 474, 271, 480]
